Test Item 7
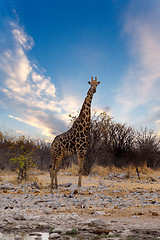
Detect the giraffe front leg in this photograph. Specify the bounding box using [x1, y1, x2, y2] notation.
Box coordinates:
[50, 166, 54, 194]
[55, 169, 58, 189]
[50, 168, 58, 192]
[78, 167, 82, 187]
[77, 151, 84, 188]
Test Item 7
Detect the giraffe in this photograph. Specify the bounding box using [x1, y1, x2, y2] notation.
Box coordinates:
[50, 77, 100, 193]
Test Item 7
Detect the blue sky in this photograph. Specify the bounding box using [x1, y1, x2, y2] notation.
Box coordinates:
[0, 0, 160, 141]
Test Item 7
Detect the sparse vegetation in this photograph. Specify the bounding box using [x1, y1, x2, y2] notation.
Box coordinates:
[0, 131, 51, 172]
[10, 151, 36, 183]
[68, 111, 160, 176]
[0, 111, 160, 180]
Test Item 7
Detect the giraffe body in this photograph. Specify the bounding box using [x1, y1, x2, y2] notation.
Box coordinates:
[50, 77, 100, 192]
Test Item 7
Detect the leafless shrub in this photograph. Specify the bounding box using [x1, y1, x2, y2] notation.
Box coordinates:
[84, 111, 113, 175]
[134, 128, 160, 177]
[84, 113, 160, 175]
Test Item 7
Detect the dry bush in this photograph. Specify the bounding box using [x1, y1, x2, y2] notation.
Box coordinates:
[91, 165, 112, 177]
[0, 168, 41, 185]
[60, 163, 78, 176]
[91, 165, 134, 177]
[90, 164, 158, 179]
[138, 162, 154, 175]
[0, 170, 18, 185]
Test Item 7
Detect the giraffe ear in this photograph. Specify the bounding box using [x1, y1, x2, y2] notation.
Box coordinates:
[98, 81, 101, 85]
[88, 81, 91, 85]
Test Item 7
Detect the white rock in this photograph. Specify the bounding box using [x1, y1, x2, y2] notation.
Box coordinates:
[15, 235, 23, 240]
[49, 232, 60, 239]
[13, 214, 26, 220]
[52, 227, 63, 233]
[93, 211, 106, 216]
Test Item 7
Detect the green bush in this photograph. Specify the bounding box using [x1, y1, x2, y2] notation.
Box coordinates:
[10, 150, 36, 183]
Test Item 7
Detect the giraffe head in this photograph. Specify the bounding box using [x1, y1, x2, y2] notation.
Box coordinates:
[88, 77, 100, 93]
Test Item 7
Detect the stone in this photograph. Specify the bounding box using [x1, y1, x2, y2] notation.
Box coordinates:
[151, 211, 158, 216]
[52, 227, 63, 234]
[93, 211, 106, 216]
[49, 233, 60, 239]
[64, 183, 72, 187]
[107, 231, 115, 237]
[15, 235, 23, 240]
[31, 181, 41, 189]
[118, 173, 128, 179]
[87, 219, 106, 227]
[13, 214, 26, 220]
[0, 185, 15, 190]
[66, 228, 78, 235]
[1, 172, 160, 237]
[36, 222, 49, 229]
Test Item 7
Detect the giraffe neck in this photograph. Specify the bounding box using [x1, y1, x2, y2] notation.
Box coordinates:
[78, 87, 94, 121]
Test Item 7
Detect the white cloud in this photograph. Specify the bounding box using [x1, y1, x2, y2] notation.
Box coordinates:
[9, 114, 23, 122]
[0, 20, 102, 140]
[9, 113, 54, 140]
[0, 20, 92, 140]
[115, 1, 160, 132]
[117, 24, 160, 109]
[0, 21, 67, 140]
[32, 72, 43, 82]
[10, 22, 34, 50]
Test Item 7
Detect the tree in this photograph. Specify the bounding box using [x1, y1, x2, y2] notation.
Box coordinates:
[103, 123, 135, 167]
[135, 128, 160, 178]
[9, 136, 37, 182]
[84, 111, 112, 174]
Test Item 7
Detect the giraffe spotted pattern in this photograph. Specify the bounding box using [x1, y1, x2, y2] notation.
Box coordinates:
[50, 77, 100, 192]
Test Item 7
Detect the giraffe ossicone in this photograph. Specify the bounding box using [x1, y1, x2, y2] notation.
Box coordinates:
[50, 77, 100, 193]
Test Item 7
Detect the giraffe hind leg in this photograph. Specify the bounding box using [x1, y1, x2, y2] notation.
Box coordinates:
[55, 153, 64, 189]
[50, 164, 55, 194]
[50, 153, 64, 192]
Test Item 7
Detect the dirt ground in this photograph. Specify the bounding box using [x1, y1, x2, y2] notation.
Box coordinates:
[0, 169, 160, 239]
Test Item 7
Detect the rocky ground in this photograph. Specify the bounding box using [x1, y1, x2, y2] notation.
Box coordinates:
[0, 171, 160, 239]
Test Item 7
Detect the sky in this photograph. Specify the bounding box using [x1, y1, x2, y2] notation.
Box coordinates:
[0, 0, 160, 142]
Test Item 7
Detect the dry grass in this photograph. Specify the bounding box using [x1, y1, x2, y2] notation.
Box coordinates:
[59, 163, 158, 179]
[44, 163, 159, 183]
[92, 164, 160, 180]
[91, 165, 124, 177]
[60, 163, 78, 175]
[0, 170, 18, 185]
[0, 168, 47, 186]
[1, 164, 160, 189]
